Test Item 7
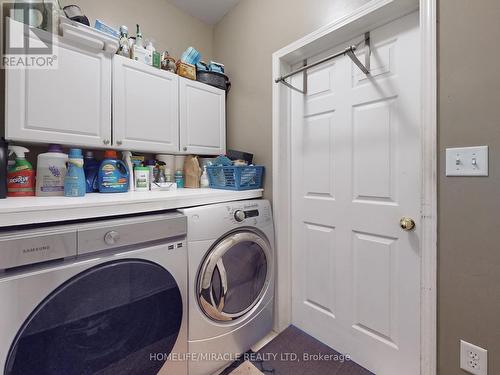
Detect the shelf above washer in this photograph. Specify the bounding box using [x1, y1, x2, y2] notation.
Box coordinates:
[0, 189, 264, 228]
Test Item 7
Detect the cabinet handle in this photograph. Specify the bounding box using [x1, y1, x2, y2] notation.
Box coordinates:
[117, 140, 123, 146]
[103, 139, 110, 145]
[183, 146, 187, 151]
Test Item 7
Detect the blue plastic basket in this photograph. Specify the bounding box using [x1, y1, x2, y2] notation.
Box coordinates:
[207, 165, 264, 190]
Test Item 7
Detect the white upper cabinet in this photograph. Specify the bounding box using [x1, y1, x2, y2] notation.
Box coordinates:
[4, 22, 226, 155]
[5, 32, 112, 147]
[112, 56, 179, 153]
[179, 77, 226, 155]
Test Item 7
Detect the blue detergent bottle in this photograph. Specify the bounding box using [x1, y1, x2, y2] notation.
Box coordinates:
[98, 150, 130, 193]
[83, 150, 100, 193]
[64, 149, 86, 197]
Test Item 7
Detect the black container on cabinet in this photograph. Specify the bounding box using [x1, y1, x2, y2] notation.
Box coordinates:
[196, 70, 231, 92]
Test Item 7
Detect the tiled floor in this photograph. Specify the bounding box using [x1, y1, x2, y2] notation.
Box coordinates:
[225, 326, 374, 375]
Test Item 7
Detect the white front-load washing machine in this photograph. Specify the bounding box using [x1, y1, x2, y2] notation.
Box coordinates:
[0, 212, 188, 375]
[179, 199, 275, 375]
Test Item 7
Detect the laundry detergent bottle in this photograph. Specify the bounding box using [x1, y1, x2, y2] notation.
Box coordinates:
[122, 151, 135, 191]
[83, 151, 100, 193]
[98, 150, 130, 193]
[36, 144, 68, 196]
[7, 146, 35, 197]
[64, 149, 86, 197]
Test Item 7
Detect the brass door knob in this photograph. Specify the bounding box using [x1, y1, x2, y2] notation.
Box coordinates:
[400, 217, 416, 231]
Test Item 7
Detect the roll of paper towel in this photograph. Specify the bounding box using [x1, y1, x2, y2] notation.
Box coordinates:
[174, 155, 186, 172]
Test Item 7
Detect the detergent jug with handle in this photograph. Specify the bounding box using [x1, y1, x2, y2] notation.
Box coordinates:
[98, 150, 130, 193]
[35, 144, 68, 197]
[83, 151, 100, 193]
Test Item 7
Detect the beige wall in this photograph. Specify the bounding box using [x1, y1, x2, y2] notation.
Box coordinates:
[213, 0, 370, 198]
[61, 0, 214, 60]
[216, 0, 500, 374]
[438, 0, 500, 374]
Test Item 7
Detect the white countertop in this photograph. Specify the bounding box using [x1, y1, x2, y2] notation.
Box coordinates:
[0, 188, 263, 227]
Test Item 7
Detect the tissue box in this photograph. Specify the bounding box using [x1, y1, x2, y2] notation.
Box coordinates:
[132, 45, 152, 66]
[180, 47, 201, 65]
[94, 19, 119, 39]
[151, 182, 177, 191]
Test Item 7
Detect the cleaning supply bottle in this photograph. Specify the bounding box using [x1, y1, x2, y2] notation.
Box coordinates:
[146, 39, 155, 53]
[7, 146, 35, 197]
[64, 149, 86, 197]
[35, 144, 68, 196]
[83, 151, 100, 193]
[135, 24, 143, 48]
[200, 166, 210, 188]
[0, 138, 8, 199]
[134, 166, 150, 192]
[98, 150, 130, 193]
[175, 170, 184, 188]
[118, 25, 130, 57]
[122, 151, 134, 191]
[145, 159, 156, 190]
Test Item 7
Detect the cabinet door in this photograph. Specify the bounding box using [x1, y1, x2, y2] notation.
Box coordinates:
[113, 56, 179, 153]
[5, 35, 112, 147]
[179, 78, 226, 155]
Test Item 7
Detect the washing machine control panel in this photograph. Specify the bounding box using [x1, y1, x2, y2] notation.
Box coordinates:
[234, 210, 246, 222]
[228, 202, 272, 225]
[234, 209, 260, 222]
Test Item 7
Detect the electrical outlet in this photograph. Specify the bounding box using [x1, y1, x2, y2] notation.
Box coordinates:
[460, 340, 487, 375]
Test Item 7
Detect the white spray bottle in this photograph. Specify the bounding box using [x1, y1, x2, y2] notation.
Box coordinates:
[122, 151, 134, 191]
[200, 165, 210, 188]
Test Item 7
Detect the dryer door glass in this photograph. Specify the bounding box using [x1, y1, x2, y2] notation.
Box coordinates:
[198, 231, 271, 321]
[5, 260, 182, 375]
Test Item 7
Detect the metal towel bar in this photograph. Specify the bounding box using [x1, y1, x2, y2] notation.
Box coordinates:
[275, 32, 371, 94]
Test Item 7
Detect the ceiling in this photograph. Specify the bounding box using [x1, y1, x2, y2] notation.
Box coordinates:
[169, 0, 242, 25]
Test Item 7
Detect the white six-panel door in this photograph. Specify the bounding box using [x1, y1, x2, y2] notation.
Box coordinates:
[291, 12, 421, 375]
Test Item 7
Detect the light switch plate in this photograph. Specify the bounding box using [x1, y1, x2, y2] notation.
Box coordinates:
[446, 146, 488, 176]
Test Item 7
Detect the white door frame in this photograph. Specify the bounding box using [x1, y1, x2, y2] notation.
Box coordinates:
[271, 1, 437, 374]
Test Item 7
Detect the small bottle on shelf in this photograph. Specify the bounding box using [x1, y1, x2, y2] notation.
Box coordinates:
[135, 24, 143, 48]
[200, 166, 210, 188]
[118, 25, 130, 58]
[64, 149, 86, 197]
[175, 170, 184, 188]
